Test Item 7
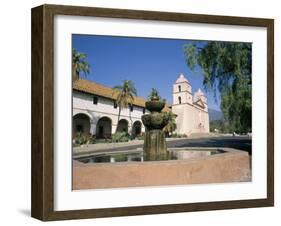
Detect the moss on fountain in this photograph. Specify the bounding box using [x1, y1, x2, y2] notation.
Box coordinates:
[145, 100, 166, 113]
[141, 93, 169, 161]
[142, 112, 169, 130]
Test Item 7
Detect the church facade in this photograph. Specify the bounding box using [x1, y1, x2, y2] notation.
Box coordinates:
[72, 73, 209, 138]
[172, 74, 209, 135]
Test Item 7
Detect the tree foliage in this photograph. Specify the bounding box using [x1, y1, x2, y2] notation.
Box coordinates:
[163, 111, 177, 136]
[183, 41, 252, 133]
[113, 80, 137, 133]
[72, 48, 90, 80]
[148, 88, 160, 100]
[210, 120, 230, 133]
[113, 80, 137, 108]
[147, 88, 166, 102]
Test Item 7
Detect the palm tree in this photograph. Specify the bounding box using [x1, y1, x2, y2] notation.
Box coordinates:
[113, 80, 137, 133]
[72, 48, 90, 80]
[163, 111, 177, 136]
[148, 88, 160, 100]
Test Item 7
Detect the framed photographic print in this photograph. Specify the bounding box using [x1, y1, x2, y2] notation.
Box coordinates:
[31, 4, 274, 221]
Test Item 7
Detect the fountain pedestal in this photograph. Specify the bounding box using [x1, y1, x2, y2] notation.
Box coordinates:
[141, 96, 169, 161]
[143, 129, 167, 160]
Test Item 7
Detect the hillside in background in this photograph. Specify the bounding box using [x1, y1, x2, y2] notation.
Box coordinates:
[208, 108, 223, 122]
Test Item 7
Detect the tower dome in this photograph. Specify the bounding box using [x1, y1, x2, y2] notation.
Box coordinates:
[173, 73, 192, 105]
[194, 88, 207, 104]
[197, 88, 204, 95]
[175, 73, 189, 84]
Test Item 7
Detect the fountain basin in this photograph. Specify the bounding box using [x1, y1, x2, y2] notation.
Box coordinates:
[145, 100, 166, 112]
[141, 113, 169, 130]
[73, 147, 251, 190]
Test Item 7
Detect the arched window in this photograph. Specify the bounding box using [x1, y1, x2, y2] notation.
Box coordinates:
[73, 113, 91, 137]
[117, 119, 129, 133]
[96, 117, 112, 139]
[178, 96, 181, 104]
[178, 85, 181, 92]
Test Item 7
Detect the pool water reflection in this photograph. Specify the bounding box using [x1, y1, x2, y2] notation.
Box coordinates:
[75, 148, 226, 164]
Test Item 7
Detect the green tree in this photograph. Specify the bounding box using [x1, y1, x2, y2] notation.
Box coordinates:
[210, 120, 230, 133]
[183, 41, 252, 133]
[163, 111, 177, 136]
[113, 80, 137, 133]
[148, 88, 160, 100]
[147, 88, 166, 102]
[72, 48, 90, 80]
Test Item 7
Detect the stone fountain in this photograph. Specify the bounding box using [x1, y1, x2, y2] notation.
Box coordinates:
[74, 93, 251, 188]
[141, 95, 169, 161]
[74, 92, 251, 188]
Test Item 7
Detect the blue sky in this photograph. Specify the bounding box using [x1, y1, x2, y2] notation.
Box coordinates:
[72, 34, 221, 111]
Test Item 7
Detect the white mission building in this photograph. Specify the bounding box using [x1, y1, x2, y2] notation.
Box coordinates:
[73, 73, 209, 138]
[172, 74, 210, 135]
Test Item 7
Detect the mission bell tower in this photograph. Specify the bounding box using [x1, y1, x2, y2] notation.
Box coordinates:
[172, 73, 210, 135]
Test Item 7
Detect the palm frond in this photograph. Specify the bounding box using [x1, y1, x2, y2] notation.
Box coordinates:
[72, 48, 90, 80]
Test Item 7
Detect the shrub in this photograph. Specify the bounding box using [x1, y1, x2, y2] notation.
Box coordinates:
[88, 135, 96, 144]
[74, 132, 87, 145]
[170, 133, 187, 138]
[171, 133, 178, 138]
[111, 132, 129, 143]
[74, 132, 96, 146]
[133, 132, 145, 140]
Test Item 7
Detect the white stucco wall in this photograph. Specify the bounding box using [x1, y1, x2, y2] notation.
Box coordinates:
[172, 103, 209, 135]
[73, 91, 145, 135]
[173, 91, 193, 105]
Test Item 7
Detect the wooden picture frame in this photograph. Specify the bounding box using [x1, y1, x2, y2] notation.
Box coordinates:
[31, 4, 274, 221]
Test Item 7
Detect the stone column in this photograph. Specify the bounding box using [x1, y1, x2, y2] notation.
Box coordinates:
[128, 125, 133, 136]
[111, 125, 117, 134]
[141, 125, 145, 133]
[90, 122, 96, 136]
[143, 129, 167, 161]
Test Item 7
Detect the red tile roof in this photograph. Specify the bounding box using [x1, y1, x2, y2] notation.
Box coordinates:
[73, 79, 170, 112]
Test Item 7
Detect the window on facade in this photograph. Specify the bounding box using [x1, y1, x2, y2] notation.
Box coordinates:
[178, 96, 181, 104]
[113, 101, 118, 108]
[93, 96, 98, 105]
[130, 104, 134, 112]
[178, 85, 181, 92]
[143, 108, 146, 114]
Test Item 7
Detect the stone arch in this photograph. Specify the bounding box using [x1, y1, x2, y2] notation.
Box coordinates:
[117, 119, 129, 133]
[73, 109, 92, 120]
[96, 116, 112, 139]
[132, 121, 142, 137]
[73, 113, 91, 137]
